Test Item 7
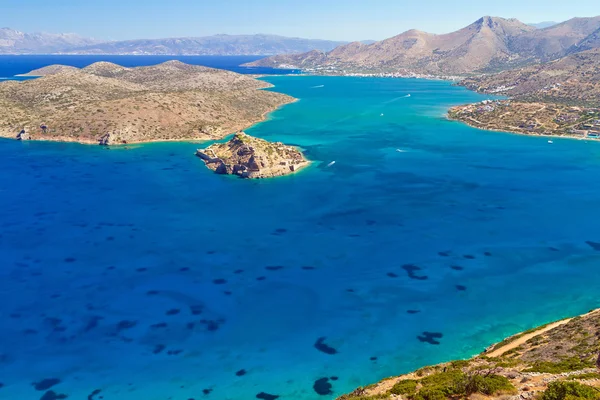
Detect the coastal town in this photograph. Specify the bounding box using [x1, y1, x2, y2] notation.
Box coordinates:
[449, 100, 600, 139]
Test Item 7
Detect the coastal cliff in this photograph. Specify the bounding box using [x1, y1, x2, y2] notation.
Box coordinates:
[339, 309, 600, 400]
[0, 61, 294, 144]
[196, 132, 309, 178]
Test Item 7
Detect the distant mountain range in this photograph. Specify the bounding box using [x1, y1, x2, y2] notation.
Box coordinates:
[246, 16, 600, 76]
[0, 29, 354, 55]
[0, 28, 101, 54]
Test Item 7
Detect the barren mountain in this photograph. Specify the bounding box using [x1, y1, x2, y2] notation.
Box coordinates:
[0, 61, 294, 144]
[246, 16, 600, 75]
[460, 48, 600, 106]
[0, 28, 100, 54]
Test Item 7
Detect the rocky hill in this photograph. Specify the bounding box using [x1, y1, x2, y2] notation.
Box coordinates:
[0, 61, 294, 144]
[460, 48, 600, 106]
[196, 132, 309, 178]
[339, 309, 600, 400]
[0, 28, 100, 54]
[246, 16, 600, 76]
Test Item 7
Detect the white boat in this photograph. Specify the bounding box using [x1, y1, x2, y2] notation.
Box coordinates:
[380, 113, 384, 117]
[548, 140, 554, 144]
[327, 161, 336, 167]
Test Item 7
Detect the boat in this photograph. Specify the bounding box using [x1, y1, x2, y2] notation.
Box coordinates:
[548, 140, 554, 144]
[327, 161, 336, 167]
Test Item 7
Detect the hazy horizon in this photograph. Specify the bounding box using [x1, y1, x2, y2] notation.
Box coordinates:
[3, 0, 600, 42]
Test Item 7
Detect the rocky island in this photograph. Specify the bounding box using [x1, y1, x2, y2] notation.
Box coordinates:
[339, 309, 600, 400]
[196, 132, 309, 178]
[0, 60, 294, 144]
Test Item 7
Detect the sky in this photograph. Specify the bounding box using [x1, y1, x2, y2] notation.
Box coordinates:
[2, 0, 600, 41]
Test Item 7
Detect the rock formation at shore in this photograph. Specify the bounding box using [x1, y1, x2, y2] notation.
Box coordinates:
[196, 132, 309, 178]
[0, 61, 294, 144]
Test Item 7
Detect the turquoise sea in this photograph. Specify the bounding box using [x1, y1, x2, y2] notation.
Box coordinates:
[1, 62, 600, 400]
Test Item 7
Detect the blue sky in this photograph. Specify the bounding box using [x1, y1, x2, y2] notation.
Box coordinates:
[3, 0, 599, 41]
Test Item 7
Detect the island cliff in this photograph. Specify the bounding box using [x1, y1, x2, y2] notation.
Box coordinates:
[0, 61, 294, 144]
[339, 309, 600, 400]
[196, 132, 309, 178]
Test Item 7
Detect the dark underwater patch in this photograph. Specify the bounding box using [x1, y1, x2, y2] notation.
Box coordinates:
[387, 272, 398, 278]
[302, 266, 315, 270]
[87, 389, 101, 400]
[150, 322, 168, 329]
[402, 264, 428, 280]
[203, 388, 213, 395]
[152, 344, 166, 354]
[417, 331, 443, 345]
[585, 241, 600, 251]
[314, 337, 337, 355]
[438, 251, 450, 257]
[213, 278, 227, 285]
[407, 310, 420, 314]
[484, 252, 492, 257]
[256, 276, 266, 281]
[256, 393, 279, 400]
[116, 320, 137, 331]
[190, 305, 204, 315]
[265, 266, 284, 271]
[234, 269, 244, 274]
[456, 285, 467, 291]
[236, 369, 247, 377]
[166, 309, 180, 316]
[40, 391, 67, 400]
[450, 265, 464, 271]
[463, 255, 475, 259]
[313, 377, 333, 395]
[64, 257, 76, 263]
[33, 379, 61, 391]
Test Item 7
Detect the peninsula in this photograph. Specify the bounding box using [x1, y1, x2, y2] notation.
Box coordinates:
[449, 49, 600, 140]
[196, 132, 309, 178]
[0, 61, 294, 144]
[339, 309, 600, 400]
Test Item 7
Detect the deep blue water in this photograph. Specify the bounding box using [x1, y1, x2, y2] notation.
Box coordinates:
[0, 55, 295, 78]
[1, 71, 600, 400]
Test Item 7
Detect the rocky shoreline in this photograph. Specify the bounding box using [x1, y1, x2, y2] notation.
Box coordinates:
[338, 309, 600, 400]
[196, 132, 309, 179]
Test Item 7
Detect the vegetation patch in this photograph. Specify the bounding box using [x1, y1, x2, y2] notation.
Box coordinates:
[541, 381, 600, 400]
[524, 357, 596, 373]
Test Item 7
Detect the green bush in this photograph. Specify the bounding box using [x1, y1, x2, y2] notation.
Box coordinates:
[390, 380, 418, 396]
[524, 357, 595, 373]
[413, 388, 447, 400]
[461, 374, 516, 396]
[541, 381, 600, 400]
[419, 370, 465, 397]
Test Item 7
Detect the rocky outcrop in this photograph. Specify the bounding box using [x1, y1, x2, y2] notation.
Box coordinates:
[16, 129, 30, 140]
[98, 133, 112, 146]
[196, 132, 309, 179]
